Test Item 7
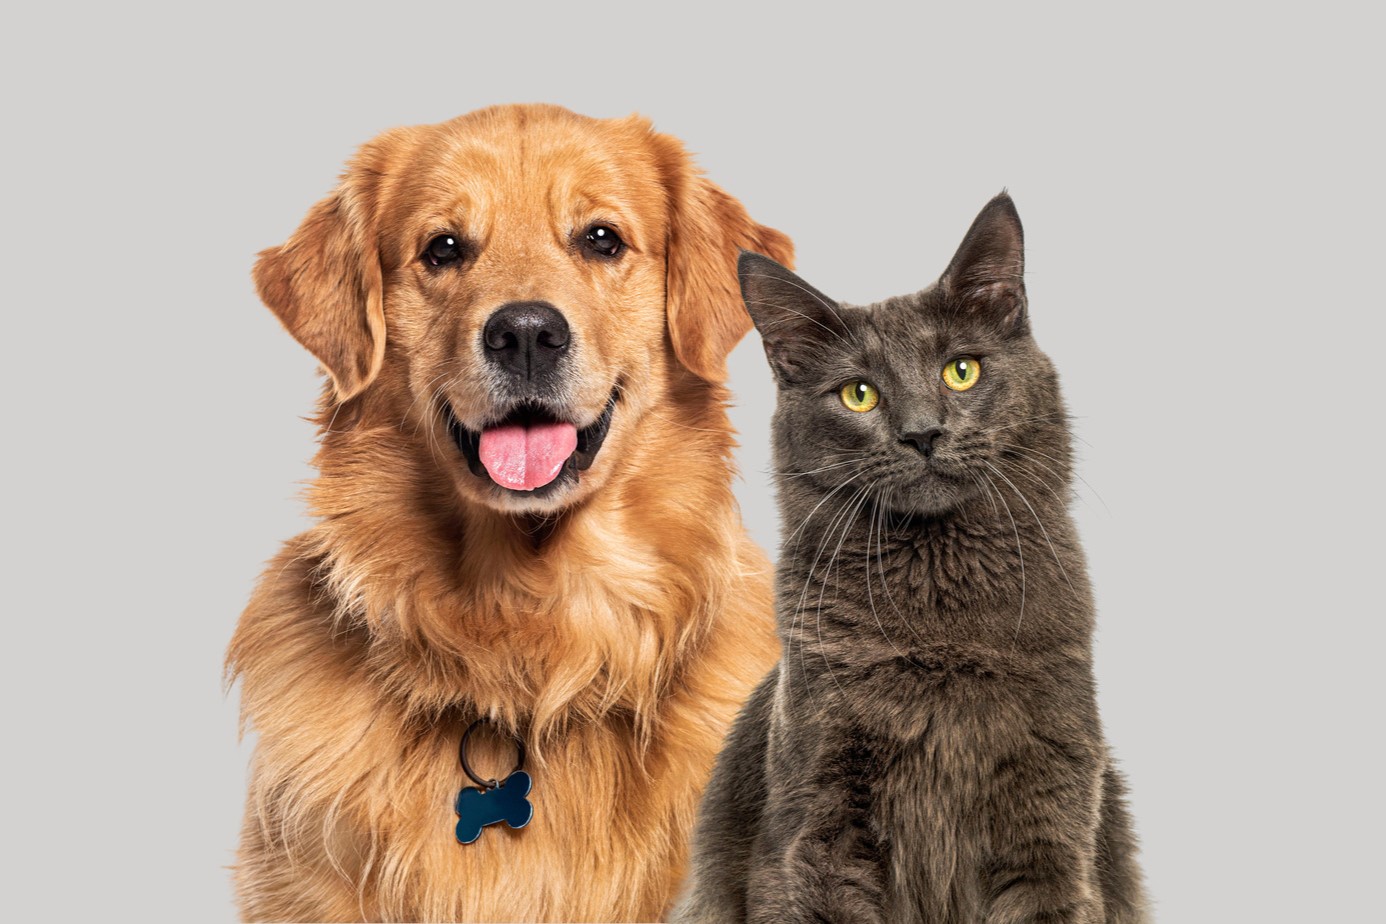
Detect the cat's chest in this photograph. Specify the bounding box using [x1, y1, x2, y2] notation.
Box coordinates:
[869, 517, 1025, 616]
[866, 722, 997, 922]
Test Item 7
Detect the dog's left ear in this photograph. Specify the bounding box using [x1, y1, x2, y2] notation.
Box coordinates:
[252, 145, 390, 403]
[652, 132, 795, 383]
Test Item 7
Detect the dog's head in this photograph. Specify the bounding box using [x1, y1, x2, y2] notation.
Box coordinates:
[254, 105, 792, 515]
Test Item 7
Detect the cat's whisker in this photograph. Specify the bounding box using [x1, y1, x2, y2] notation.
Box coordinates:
[808, 442, 871, 455]
[980, 468, 1026, 646]
[995, 458, 1070, 509]
[993, 443, 1069, 487]
[968, 471, 1001, 517]
[979, 413, 1079, 435]
[743, 298, 846, 343]
[813, 483, 872, 704]
[790, 473, 870, 713]
[767, 457, 871, 477]
[982, 460, 1079, 600]
[797, 486, 869, 712]
[787, 476, 859, 709]
[864, 490, 915, 661]
[869, 489, 924, 649]
[787, 468, 869, 552]
[995, 442, 1110, 514]
[979, 412, 1095, 451]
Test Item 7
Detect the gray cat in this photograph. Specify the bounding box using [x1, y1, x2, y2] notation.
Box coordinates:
[673, 194, 1148, 924]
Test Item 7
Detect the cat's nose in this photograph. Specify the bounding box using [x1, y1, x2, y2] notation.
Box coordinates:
[900, 427, 944, 457]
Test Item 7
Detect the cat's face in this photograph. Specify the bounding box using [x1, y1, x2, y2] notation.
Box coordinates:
[742, 193, 1067, 517]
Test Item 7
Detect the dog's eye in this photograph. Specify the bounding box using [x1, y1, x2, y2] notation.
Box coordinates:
[424, 234, 463, 267]
[583, 225, 623, 258]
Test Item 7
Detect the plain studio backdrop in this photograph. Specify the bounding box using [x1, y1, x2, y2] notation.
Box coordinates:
[4, 4, 1380, 921]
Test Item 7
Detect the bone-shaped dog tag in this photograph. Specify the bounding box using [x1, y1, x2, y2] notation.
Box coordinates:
[455, 771, 534, 845]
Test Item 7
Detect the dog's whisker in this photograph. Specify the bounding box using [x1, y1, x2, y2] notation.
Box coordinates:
[402, 367, 461, 433]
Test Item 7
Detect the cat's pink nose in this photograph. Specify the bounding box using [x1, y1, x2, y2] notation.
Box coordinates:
[900, 427, 944, 457]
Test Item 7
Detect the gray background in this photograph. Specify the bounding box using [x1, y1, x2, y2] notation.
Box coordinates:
[5, 3, 1380, 921]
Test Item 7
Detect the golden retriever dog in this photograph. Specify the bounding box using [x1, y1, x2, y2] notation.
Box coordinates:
[227, 104, 792, 922]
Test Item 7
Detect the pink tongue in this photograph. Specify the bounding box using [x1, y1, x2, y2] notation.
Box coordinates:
[478, 421, 579, 491]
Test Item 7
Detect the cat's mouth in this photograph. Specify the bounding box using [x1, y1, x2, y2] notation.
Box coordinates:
[444, 391, 618, 494]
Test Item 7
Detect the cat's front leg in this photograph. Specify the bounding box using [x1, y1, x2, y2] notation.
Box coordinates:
[745, 821, 887, 924]
[743, 740, 888, 924]
[983, 734, 1105, 924]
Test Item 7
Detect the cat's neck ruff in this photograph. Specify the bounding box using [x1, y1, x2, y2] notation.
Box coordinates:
[775, 486, 1091, 658]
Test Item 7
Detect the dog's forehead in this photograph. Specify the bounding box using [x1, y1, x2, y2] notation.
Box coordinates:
[385, 113, 666, 238]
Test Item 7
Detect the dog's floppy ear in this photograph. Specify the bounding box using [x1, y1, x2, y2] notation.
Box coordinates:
[253, 153, 387, 403]
[652, 131, 795, 383]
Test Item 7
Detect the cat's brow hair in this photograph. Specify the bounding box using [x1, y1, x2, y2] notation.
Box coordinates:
[744, 298, 846, 343]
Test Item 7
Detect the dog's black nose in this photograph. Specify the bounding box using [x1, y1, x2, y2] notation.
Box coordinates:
[900, 426, 944, 458]
[483, 302, 570, 379]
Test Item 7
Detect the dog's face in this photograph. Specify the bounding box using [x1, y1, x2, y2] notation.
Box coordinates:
[254, 105, 792, 515]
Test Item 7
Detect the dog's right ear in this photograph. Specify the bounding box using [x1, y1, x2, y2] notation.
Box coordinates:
[253, 156, 386, 403]
[645, 124, 795, 384]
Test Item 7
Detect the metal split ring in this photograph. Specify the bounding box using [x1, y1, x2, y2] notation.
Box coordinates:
[459, 718, 526, 791]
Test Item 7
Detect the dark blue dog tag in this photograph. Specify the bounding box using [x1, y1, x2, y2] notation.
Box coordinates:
[455, 771, 534, 844]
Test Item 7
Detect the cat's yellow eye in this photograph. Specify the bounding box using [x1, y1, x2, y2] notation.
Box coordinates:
[840, 380, 880, 413]
[942, 356, 982, 392]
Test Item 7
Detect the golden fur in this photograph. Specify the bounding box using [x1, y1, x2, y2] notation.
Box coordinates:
[228, 104, 793, 921]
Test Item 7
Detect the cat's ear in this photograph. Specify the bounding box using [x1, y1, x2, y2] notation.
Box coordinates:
[939, 191, 1027, 332]
[739, 251, 845, 383]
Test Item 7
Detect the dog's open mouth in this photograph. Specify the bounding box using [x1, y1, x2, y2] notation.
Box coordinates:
[445, 391, 618, 493]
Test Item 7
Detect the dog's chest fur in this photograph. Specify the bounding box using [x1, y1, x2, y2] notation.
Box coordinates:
[232, 528, 776, 922]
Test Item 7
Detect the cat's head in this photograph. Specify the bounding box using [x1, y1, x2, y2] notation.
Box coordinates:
[740, 192, 1069, 518]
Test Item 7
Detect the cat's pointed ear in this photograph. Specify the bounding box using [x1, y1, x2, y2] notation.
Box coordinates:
[739, 251, 844, 383]
[939, 191, 1027, 332]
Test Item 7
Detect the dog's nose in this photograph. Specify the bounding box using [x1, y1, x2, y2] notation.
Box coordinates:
[900, 426, 944, 458]
[482, 302, 571, 379]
